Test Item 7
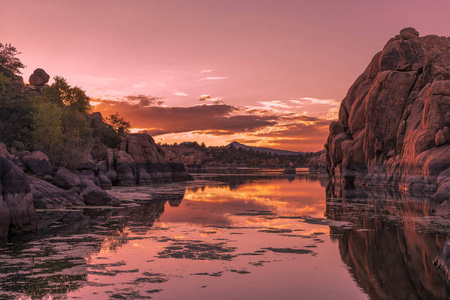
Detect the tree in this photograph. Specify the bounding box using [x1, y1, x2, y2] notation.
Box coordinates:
[32, 102, 64, 162]
[0, 43, 25, 77]
[44, 76, 91, 114]
[104, 112, 131, 134]
[0, 45, 36, 145]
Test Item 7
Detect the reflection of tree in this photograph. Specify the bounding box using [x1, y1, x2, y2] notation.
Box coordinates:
[326, 183, 449, 300]
[0, 190, 184, 299]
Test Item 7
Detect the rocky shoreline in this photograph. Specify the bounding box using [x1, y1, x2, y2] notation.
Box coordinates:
[325, 27, 450, 283]
[0, 132, 193, 238]
[325, 28, 449, 201]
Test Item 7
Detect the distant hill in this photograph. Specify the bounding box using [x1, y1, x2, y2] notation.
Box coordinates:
[227, 141, 305, 156]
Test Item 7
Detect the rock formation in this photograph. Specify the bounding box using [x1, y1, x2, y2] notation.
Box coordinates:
[0, 154, 37, 237]
[28, 68, 50, 94]
[28, 68, 50, 86]
[106, 133, 194, 186]
[326, 28, 450, 200]
[308, 152, 327, 173]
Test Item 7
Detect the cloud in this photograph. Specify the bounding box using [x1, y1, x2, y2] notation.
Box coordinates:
[199, 94, 223, 104]
[173, 92, 189, 97]
[133, 83, 147, 88]
[94, 100, 278, 136]
[200, 76, 228, 81]
[201, 69, 213, 73]
[259, 100, 292, 109]
[123, 95, 164, 107]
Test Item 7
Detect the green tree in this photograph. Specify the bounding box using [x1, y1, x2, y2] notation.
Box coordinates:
[0, 43, 25, 77]
[104, 112, 131, 134]
[32, 102, 64, 162]
[44, 76, 91, 114]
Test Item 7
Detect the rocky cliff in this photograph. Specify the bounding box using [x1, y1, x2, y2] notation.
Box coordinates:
[326, 28, 450, 200]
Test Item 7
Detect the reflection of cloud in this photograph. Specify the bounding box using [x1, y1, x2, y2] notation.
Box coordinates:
[173, 92, 189, 97]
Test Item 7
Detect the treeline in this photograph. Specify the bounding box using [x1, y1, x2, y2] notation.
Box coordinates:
[0, 43, 129, 168]
[162, 142, 323, 167]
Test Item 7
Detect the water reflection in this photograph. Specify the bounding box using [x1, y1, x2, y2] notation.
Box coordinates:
[0, 174, 448, 299]
[326, 183, 450, 300]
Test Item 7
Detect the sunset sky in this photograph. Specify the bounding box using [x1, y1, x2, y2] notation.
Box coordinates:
[1, 0, 449, 151]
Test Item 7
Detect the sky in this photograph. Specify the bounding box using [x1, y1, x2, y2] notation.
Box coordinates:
[1, 0, 449, 151]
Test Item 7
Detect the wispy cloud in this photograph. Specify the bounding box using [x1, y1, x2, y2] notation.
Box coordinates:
[173, 92, 189, 97]
[199, 94, 223, 104]
[201, 69, 213, 73]
[259, 100, 292, 109]
[290, 97, 339, 105]
[133, 83, 147, 88]
[200, 76, 229, 81]
[123, 95, 164, 107]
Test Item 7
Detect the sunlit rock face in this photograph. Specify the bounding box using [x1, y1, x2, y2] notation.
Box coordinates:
[100, 133, 193, 186]
[326, 184, 449, 299]
[325, 28, 450, 200]
[0, 154, 37, 237]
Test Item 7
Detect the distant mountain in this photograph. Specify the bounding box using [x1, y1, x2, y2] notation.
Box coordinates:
[226, 141, 305, 156]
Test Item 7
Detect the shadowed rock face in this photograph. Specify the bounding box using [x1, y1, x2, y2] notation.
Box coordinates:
[0, 154, 37, 237]
[326, 183, 449, 300]
[111, 133, 194, 186]
[325, 28, 450, 200]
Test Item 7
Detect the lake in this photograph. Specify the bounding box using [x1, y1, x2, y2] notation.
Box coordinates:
[0, 171, 448, 299]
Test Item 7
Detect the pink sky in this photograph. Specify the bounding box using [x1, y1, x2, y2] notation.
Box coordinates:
[1, 0, 449, 151]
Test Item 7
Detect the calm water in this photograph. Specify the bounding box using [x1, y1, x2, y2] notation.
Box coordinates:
[0, 171, 448, 299]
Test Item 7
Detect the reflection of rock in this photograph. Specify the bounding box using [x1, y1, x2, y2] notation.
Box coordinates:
[325, 28, 450, 200]
[283, 166, 296, 174]
[434, 235, 450, 283]
[0, 197, 171, 297]
[326, 183, 449, 299]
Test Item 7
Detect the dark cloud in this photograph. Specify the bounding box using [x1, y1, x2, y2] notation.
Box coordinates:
[95, 100, 277, 136]
[124, 95, 164, 107]
[94, 98, 331, 151]
[199, 94, 223, 104]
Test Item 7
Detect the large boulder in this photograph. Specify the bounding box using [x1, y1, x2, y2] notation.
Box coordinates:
[22, 151, 53, 176]
[0, 154, 37, 237]
[52, 168, 81, 190]
[29, 177, 85, 209]
[28, 68, 50, 86]
[81, 184, 120, 206]
[326, 28, 450, 198]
